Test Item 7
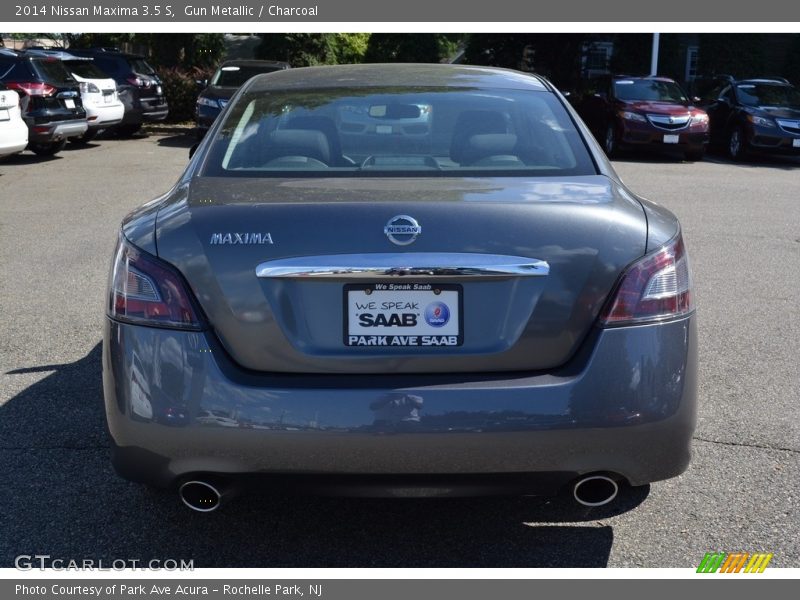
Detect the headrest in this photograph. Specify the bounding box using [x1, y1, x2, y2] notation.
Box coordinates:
[267, 129, 331, 165]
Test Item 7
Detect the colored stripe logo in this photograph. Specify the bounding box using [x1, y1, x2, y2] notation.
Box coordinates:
[697, 552, 773, 573]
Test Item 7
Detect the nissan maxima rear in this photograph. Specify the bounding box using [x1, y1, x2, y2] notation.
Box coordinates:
[103, 64, 697, 512]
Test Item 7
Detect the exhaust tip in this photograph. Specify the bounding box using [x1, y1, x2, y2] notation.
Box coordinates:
[573, 475, 619, 507]
[179, 480, 222, 512]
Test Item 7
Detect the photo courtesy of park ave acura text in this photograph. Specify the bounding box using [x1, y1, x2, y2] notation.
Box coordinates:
[0, 29, 798, 570]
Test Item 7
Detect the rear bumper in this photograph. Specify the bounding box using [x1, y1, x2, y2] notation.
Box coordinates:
[27, 118, 88, 143]
[103, 315, 698, 494]
[0, 121, 28, 156]
[85, 102, 125, 130]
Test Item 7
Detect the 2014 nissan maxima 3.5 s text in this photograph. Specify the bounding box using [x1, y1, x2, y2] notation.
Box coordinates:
[103, 64, 697, 512]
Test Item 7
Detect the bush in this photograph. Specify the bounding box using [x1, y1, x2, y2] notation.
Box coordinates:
[159, 66, 213, 123]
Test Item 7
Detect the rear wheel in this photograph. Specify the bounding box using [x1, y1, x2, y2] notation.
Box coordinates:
[69, 129, 98, 145]
[728, 126, 748, 161]
[28, 140, 66, 156]
[603, 124, 618, 158]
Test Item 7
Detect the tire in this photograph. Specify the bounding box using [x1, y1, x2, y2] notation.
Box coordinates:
[69, 129, 98, 145]
[728, 126, 748, 161]
[603, 124, 618, 158]
[28, 139, 66, 156]
[684, 147, 705, 162]
[115, 123, 142, 138]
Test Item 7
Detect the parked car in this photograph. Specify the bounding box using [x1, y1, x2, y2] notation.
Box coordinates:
[0, 84, 29, 158]
[577, 75, 709, 161]
[24, 49, 125, 143]
[0, 50, 87, 155]
[69, 47, 168, 136]
[105, 64, 697, 512]
[195, 59, 289, 138]
[699, 76, 800, 160]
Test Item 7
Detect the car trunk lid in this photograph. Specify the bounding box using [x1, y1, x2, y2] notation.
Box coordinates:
[155, 175, 647, 374]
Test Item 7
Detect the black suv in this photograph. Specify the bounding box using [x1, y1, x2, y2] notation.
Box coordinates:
[195, 59, 290, 138]
[0, 49, 87, 155]
[700, 76, 800, 160]
[68, 47, 168, 136]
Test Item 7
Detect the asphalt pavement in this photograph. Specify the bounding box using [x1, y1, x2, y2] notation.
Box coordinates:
[0, 136, 797, 568]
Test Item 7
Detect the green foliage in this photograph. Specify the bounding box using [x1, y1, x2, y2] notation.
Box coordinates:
[159, 66, 214, 123]
[363, 34, 463, 63]
[333, 33, 371, 64]
[698, 34, 772, 79]
[255, 34, 340, 66]
[464, 34, 595, 90]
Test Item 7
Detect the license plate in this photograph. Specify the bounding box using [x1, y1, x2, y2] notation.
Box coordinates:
[104, 94, 112, 104]
[64, 99, 75, 109]
[0, 109, 8, 121]
[156, 85, 162, 95]
[345, 283, 462, 347]
[376, 125, 392, 134]
[793, 139, 800, 148]
[663, 134, 680, 144]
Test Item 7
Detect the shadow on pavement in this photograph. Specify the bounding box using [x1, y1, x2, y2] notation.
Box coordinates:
[156, 133, 196, 149]
[1, 343, 649, 568]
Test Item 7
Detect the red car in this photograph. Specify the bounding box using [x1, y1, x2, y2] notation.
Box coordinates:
[577, 75, 709, 161]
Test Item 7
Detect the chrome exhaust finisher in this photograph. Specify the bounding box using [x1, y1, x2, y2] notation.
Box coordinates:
[179, 480, 236, 512]
[572, 475, 619, 507]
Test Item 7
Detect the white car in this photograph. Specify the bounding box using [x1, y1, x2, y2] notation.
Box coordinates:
[26, 50, 125, 142]
[0, 88, 28, 159]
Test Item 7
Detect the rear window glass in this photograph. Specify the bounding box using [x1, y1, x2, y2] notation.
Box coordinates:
[31, 59, 75, 85]
[614, 79, 687, 103]
[202, 87, 596, 178]
[128, 58, 155, 75]
[65, 60, 111, 80]
[211, 65, 285, 88]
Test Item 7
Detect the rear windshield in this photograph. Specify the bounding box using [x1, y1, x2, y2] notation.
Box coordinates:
[64, 60, 111, 80]
[211, 64, 284, 88]
[128, 58, 155, 75]
[736, 84, 800, 107]
[614, 79, 687, 103]
[31, 59, 75, 85]
[202, 87, 596, 178]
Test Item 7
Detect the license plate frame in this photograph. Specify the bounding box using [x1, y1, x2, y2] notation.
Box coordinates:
[663, 134, 680, 144]
[344, 283, 463, 347]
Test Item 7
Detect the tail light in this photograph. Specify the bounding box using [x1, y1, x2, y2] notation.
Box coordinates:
[6, 82, 56, 97]
[600, 232, 694, 326]
[126, 76, 143, 87]
[108, 234, 205, 330]
[79, 81, 101, 94]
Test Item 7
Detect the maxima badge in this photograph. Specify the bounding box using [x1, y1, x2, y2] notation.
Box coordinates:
[384, 215, 421, 246]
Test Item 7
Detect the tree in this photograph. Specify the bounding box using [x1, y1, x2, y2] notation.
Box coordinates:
[363, 34, 463, 63]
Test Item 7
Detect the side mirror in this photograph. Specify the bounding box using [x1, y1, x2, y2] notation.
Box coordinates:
[692, 96, 701, 103]
[189, 143, 199, 159]
[561, 91, 571, 98]
[195, 79, 208, 89]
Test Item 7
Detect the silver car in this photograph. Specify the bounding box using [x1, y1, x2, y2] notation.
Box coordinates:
[104, 64, 697, 512]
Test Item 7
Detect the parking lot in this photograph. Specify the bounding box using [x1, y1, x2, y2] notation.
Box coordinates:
[0, 133, 797, 568]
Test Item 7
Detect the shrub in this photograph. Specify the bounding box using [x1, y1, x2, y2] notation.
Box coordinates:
[159, 66, 213, 123]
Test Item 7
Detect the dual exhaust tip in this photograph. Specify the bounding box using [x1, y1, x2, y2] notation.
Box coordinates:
[179, 474, 621, 511]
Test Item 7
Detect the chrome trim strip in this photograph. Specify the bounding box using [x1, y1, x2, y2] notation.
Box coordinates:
[256, 253, 550, 279]
[776, 119, 800, 135]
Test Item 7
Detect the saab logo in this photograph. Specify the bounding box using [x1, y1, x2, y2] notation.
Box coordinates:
[696, 552, 773, 573]
[358, 313, 418, 327]
[210, 233, 273, 245]
[424, 301, 450, 327]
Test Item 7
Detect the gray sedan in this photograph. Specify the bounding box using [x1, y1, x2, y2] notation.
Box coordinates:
[104, 64, 697, 512]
